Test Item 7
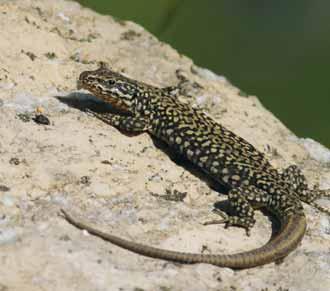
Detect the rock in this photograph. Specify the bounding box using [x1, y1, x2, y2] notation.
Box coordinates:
[0, 0, 329, 290]
[299, 138, 330, 164]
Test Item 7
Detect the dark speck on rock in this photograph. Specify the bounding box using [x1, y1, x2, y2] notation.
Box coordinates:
[45, 52, 56, 59]
[33, 114, 50, 125]
[17, 113, 31, 122]
[21, 49, 37, 61]
[151, 189, 187, 202]
[120, 30, 141, 41]
[0, 185, 10, 192]
[9, 157, 20, 165]
[80, 176, 91, 185]
[0, 283, 9, 291]
[59, 234, 71, 241]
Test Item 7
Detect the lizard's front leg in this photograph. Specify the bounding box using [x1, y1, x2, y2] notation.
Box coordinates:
[87, 110, 151, 133]
[162, 69, 203, 97]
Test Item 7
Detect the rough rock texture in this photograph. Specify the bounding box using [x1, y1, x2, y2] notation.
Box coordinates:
[0, 1, 330, 290]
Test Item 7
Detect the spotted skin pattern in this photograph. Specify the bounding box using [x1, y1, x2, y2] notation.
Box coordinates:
[62, 64, 330, 269]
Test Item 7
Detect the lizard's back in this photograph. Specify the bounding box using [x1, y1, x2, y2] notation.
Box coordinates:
[148, 94, 277, 189]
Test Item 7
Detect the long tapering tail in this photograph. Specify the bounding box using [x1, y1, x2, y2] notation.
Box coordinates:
[61, 209, 306, 269]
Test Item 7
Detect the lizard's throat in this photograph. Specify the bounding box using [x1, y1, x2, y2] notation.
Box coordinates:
[77, 82, 130, 112]
[97, 93, 130, 112]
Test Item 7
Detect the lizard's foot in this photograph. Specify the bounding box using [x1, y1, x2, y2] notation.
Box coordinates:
[301, 184, 330, 216]
[162, 69, 203, 97]
[203, 209, 255, 236]
[204, 185, 271, 236]
[203, 208, 228, 225]
[223, 215, 255, 236]
[313, 186, 330, 198]
[282, 165, 330, 201]
[309, 201, 330, 216]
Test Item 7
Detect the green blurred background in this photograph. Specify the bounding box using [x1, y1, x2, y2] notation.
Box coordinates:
[77, 0, 330, 147]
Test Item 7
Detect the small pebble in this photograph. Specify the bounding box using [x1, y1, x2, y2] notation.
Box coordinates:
[35, 106, 44, 114]
[33, 114, 50, 125]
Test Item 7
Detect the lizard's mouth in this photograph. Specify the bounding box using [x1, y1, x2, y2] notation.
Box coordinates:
[77, 80, 130, 113]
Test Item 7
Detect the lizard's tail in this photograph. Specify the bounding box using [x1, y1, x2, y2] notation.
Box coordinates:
[61, 209, 306, 269]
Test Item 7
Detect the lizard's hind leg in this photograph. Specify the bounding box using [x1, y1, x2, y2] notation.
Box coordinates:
[281, 165, 309, 196]
[204, 185, 270, 236]
[282, 165, 330, 215]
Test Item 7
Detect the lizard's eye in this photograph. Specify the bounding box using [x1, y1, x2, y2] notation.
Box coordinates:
[107, 80, 116, 86]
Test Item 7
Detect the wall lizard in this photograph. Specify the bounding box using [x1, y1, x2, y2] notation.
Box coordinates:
[62, 63, 330, 269]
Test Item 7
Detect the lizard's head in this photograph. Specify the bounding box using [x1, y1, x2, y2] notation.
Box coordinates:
[78, 63, 145, 113]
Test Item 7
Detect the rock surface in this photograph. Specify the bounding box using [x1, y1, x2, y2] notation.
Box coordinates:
[0, 0, 330, 290]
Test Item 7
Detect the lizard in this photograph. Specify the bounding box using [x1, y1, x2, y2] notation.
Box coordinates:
[61, 63, 330, 269]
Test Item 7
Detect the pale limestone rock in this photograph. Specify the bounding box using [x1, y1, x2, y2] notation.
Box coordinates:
[0, 0, 329, 290]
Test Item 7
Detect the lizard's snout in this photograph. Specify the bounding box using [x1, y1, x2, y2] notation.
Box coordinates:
[77, 70, 91, 90]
